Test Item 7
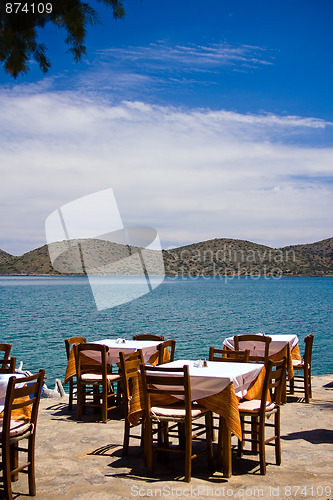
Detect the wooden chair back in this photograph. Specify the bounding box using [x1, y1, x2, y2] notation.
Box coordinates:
[1, 369, 45, 498]
[0, 343, 12, 369]
[140, 363, 191, 418]
[64, 336, 87, 360]
[118, 350, 144, 454]
[234, 334, 271, 364]
[3, 368, 45, 429]
[157, 339, 176, 364]
[74, 343, 121, 423]
[64, 337, 86, 410]
[119, 350, 143, 412]
[140, 363, 213, 482]
[260, 358, 287, 415]
[209, 347, 250, 363]
[74, 343, 109, 378]
[237, 358, 286, 474]
[0, 356, 16, 374]
[304, 334, 314, 367]
[133, 334, 165, 341]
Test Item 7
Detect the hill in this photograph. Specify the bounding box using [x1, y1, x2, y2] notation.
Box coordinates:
[282, 237, 333, 271]
[0, 245, 55, 275]
[0, 237, 332, 277]
[163, 237, 333, 277]
[0, 248, 13, 265]
[0, 239, 161, 276]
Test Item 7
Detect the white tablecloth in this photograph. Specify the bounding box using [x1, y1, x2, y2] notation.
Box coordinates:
[92, 339, 162, 364]
[0, 373, 25, 413]
[157, 359, 263, 400]
[223, 334, 299, 358]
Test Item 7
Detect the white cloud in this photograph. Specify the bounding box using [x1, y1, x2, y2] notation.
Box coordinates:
[98, 42, 273, 71]
[71, 42, 275, 97]
[0, 88, 332, 255]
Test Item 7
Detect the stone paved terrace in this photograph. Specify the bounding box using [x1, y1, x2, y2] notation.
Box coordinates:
[3, 374, 333, 500]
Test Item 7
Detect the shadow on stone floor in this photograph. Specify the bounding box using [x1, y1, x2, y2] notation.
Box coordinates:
[282, 428, 333, 444]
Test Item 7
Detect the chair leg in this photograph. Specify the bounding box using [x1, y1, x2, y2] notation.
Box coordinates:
[177, 422, 185, 449]
[115, 378, 122, 405]
[289, 376, 295, 394]
[217, 416, 223, 469]
[10, 443, 18, 482]
[281, 374, 287, 404]
[145, 420, 154, 475]
[102, 384, 107, 423]
[140, 422, 144, 448]
[3, 442, 13, 500]
[69, 378, 74, 410]
[28, 435, 37, 496]
[259, 417, 266, 475]
[123, 417, 130, 455]
[93, 386, 100, 414]
[76, 384, 83, 420]
[205, 413, 214, 469]
[275, 410, 281, 466]
[211, 413, 215, 441]
[184, 420, 192, 482]
[251, 416, 259, 453]
[157, 422, 164, 447]
[237, 415, 245, 458]
[304, 366, 310, 403]
[163, 422, 169, 448]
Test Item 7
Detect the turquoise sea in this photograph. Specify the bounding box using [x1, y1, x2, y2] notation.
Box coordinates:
[0, 276, 332, 387]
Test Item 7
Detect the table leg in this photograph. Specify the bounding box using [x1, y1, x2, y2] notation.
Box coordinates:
[218, 416, 232, 478]
[282, 347, 291, 403]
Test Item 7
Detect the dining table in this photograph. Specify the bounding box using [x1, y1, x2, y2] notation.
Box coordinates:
[223, 333, 302, 403]
[223, 334, 301, 378]
[128, 359, 266, 478]
[94, 339, 163, 364]
[64, 338, 163, 384]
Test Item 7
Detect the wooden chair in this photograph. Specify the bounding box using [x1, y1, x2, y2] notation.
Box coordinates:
[157, 339, 176, 365]
[289, 334, 314, 403]
[0, 343, 12, 370]
[133, 334, 165, 341]
[208, 348, 250, 444]
[140, 363, 213, 482]
[118, 350, 144, 455]
[0, 357, 16, 374]
[209, 347, 250, 363]
[234, 335, 272, 364]
[64, 336, 86, 410]
[0, 369, 45, 500]
[74, 343, 121, 423]
[237, 358, 287, 474]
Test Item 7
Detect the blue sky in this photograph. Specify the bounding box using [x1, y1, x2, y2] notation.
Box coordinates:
[1, 0, 332, 254]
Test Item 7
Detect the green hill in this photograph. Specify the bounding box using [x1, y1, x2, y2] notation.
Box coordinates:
[0, 237, 332, 277]
[163, 237, 333, 277]
[0, 248, 13, 265]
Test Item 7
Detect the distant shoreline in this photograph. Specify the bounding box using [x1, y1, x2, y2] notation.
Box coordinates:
[1, 236, 332, 277]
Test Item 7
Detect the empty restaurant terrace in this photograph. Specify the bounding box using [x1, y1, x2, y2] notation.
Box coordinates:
[7, 374, 333, 500]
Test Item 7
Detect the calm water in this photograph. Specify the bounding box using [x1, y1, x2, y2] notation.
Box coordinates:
[0, 276, 332, 387]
